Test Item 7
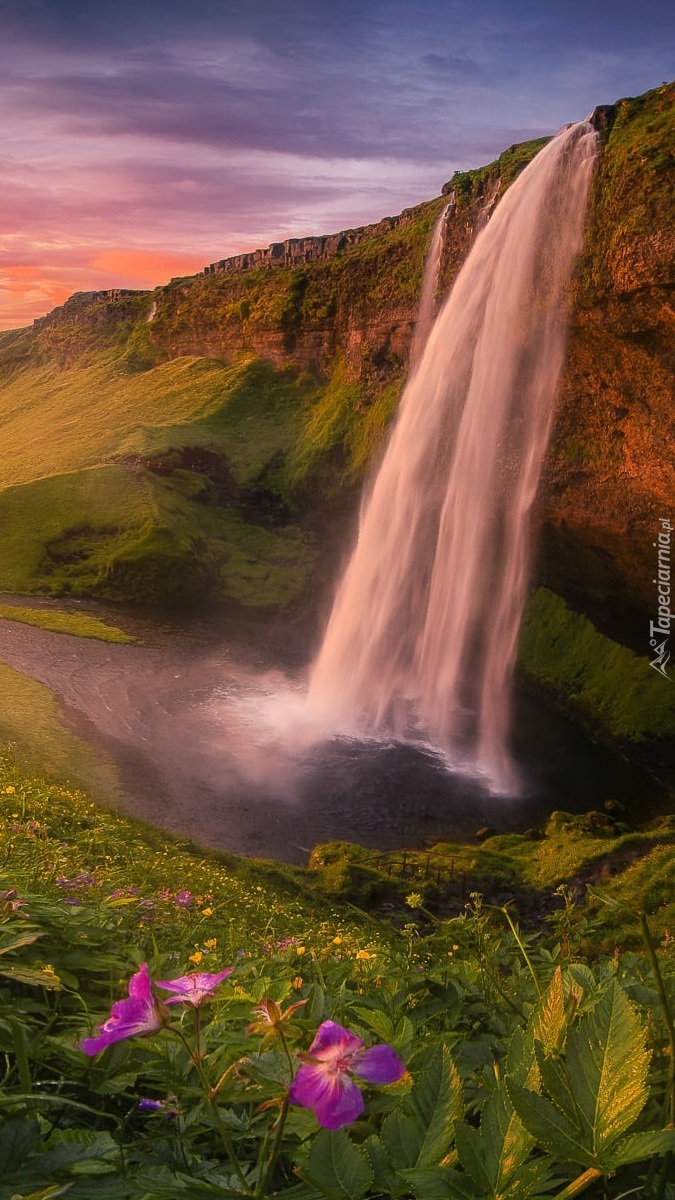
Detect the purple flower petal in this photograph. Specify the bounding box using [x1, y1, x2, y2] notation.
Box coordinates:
[156, 968, 233, 1007]
[350, 1044, 406, 1084]
[80, 964, 163, 1055]
[308, 1020, 364, 1061]
[289, 1063, 365, 1130]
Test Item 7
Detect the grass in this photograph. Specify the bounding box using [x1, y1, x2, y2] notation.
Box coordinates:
[0, 664, 113, 793]
[0, 758, 673, 1197]
[518, 588, 675, 740]
[0, 604, 134, 643]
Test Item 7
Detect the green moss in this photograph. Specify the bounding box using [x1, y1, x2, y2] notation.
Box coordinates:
[0, 604, 134, 643]
[0, 663, 114, 791]
[518, 588, 675, 740]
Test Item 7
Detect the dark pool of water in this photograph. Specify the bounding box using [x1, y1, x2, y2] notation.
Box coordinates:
[0, 611, 665, 864]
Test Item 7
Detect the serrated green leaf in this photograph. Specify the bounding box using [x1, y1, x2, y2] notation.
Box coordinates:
[479, 1078, 538, 1194]
[404, 1044, 463, 1168]
[350, 1006, 395, 1042]
[306, 1129, 373, 1200]
[606, 1129, 675, 1167]
[564, 981, 649, 1157]
[362, 1134, 400, 1194]
[508, 1080, 594, 1168]
[382, 1109, 423, 1170]
[402, 1164, 473, 1199]
[455, 1122, 492, 1191]
[530, 967, 567, 1055]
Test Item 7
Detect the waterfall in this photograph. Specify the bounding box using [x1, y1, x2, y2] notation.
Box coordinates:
[409, 201, 450, 369]
[306, 120, 598, 793]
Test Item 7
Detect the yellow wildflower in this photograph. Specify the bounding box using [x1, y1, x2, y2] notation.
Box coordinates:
[5, 786, 15, 794]
[296, 946, 306, 956]
[201, 907, 214, 917]
[292, 976, 303, 990]
[332, 935, 343, 945]
[189, 951, 203, 965]
[356, 950, 374, 962]
[204, 938, 217, 951]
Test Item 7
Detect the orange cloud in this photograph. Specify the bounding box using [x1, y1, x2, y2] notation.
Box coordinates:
[0, 247, 206, 330]
[88, 248, 206, 285]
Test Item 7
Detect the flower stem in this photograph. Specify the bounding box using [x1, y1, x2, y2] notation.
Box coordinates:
[640, 912, 675, 1127]
[261, 1093, 290, 1197]
[170, 1027, 251, 1194]
[551, 1168, 603, 1198]
[500, 905, 542, 999]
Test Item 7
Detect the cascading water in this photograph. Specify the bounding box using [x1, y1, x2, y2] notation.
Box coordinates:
[409, 201, 450, 369]
[306, 120, 598, 793]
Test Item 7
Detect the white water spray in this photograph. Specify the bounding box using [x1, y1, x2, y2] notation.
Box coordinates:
[306, 121, 598, 792]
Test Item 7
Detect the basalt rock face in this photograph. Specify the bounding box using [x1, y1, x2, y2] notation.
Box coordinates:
[8, 84, 673, 638]
[536, 83, 675, 627]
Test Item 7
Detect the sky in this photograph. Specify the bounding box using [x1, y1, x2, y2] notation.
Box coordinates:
[1, 0, 673, 329]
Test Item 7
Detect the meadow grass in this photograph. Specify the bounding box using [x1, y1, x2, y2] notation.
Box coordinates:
[0, 604, 134, 643]
[0, 755, 673, 1198]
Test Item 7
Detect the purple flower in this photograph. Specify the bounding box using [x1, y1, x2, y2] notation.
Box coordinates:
[80, 964, 166, 1055]
[138, 1098, 163, 1111]
[289, 1020, 405, 1130]
[156, 968, 233, 1007]
[174, 890, 192, 909]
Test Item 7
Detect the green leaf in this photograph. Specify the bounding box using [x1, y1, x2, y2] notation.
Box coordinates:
[478, 1078, 538, 1194]
[530, 966, 567, 1055]
[0, 964, 62, 989]
[362, 1134, 401, 1194]
[305, 1129, 373, 1200]
[401, 1165, 473, 1199]
[455, 1122, 492, 1192]
[564, 981, 649, 1158]
[606, 1129, 675, 1167]
[508, 1081, 594, 1168]
[0, 1118, 40, 1173]
[382, 1109, 423, 1171]
[350, 1005, 395, 1043]
[0, 933, 43, 956]
[404, 1044, 463, 1167]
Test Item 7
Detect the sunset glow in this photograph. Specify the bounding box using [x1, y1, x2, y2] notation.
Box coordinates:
[1, 0, 671, 330]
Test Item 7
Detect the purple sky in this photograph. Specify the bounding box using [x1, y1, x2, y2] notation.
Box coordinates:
[1, 0, 672, 328]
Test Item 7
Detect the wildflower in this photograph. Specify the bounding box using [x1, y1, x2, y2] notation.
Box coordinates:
[189, 951, 203, 965]
[293, 976, 303, 990]
[247, 996, 307, 1046]
[156, 967, 233, 1008]
[406, 893, 423, 909]
[289, 1020, 405, 1130]
[174, 890, 192, 908]
[138, 1095, 181, 1118]
[5, 786, 15, 794]
[80, 964, 167, 1055]
[204, 938, 217, 952]
[296, 945, 306, 956]
[356, 950, 374, 962]
[332, 936, 343, 945]
[201, 906, 214, 917]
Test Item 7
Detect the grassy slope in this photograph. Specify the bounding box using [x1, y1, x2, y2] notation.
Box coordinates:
[0, 605, 134, 643]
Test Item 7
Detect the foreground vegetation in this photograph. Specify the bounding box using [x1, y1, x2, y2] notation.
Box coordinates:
[1, 756, 673, 1198]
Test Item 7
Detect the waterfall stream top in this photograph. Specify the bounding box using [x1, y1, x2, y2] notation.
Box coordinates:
[307, 121, 599, 794]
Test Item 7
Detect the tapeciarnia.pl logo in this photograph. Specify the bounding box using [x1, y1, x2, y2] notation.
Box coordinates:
[650, 517, 673, 681]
